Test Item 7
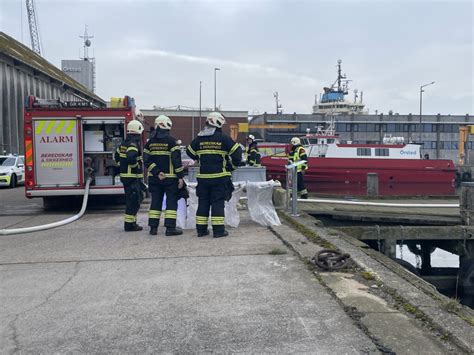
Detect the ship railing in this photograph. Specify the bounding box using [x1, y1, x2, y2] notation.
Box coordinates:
[285, 160, 307, 216]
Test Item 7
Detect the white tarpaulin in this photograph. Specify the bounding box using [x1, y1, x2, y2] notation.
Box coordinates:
[166, 181, 281, 229]
[246, 181, 281, 226]
[182, 184, 244, 229]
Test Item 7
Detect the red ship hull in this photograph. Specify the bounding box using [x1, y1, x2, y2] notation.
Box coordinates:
[262, 156, 457, 196]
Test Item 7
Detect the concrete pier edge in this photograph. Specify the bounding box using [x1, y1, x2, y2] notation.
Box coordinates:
[274, 210, 474, 353]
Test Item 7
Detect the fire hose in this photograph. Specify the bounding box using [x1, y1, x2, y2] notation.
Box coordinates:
[0, 177, 92, 236]
[311, 249, 352, 271]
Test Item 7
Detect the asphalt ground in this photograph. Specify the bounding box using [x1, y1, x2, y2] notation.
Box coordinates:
[0, 187, 378, 354]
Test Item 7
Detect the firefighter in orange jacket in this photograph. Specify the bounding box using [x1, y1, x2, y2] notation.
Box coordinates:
[288, 137, 308, 199]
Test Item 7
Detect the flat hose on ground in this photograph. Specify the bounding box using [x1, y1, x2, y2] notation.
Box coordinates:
[0, 178, 92, 236]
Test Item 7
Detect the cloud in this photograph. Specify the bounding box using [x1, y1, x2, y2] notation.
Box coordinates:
[121, 47, 319, 87]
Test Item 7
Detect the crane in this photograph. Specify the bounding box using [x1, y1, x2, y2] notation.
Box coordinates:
[25, 0, 42, 55]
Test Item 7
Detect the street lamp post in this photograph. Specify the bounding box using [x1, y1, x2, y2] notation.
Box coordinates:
[199, 81, 202, 130]
[214, 67, 220, 111]
[419, 81, 435, 142]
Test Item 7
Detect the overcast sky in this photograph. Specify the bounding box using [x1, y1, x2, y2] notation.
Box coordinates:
[1, 0, 473, 115]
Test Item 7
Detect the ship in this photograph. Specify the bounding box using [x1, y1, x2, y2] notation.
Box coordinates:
[260, 119, 457, 196]
[312, 59, 367, 115]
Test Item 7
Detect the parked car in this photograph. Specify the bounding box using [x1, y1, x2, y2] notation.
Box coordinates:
[0, 155, 25, 188]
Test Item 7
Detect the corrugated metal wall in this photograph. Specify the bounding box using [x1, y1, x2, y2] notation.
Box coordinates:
[0, 58, 87, 155]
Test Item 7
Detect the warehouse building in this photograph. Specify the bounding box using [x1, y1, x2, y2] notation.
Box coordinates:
[250, 112, 473, 163]
[0, 32, 104, 155]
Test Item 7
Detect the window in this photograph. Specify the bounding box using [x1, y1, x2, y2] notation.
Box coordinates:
[17, 157, 24, 166]
[366, 124, 375, 132]
[1, 158, 16, 167]
[403, 124, 410, 132]
[438, 141, 444, 149]
[387, 123, 396, 132]
[357, 148, 371, 156]
[359, 124, 367, 132]
[422, 124, 436, 132]
[375, 148, 389, 156]
[336, 123, 347, 132]
[353, 124, 359, 132]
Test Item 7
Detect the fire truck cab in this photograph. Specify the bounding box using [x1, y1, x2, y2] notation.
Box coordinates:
[23, 95, 144, 205]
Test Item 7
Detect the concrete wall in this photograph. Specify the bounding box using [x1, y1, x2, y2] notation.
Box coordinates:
[61, 59, 94, 92]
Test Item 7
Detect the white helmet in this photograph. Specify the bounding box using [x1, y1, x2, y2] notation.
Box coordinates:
[155, 115, 172, 130]
[135, 109, 144, 120]
[291, 137, 301, 146]
[127, 120, 144, 135]
[206, 112, 226, 128]
[248, 134, 255, 141]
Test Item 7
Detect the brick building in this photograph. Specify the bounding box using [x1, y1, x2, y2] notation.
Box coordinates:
[141, 109, 248, 145]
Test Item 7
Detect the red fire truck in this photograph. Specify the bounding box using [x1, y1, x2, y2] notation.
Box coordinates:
[23, 96, 145, 206]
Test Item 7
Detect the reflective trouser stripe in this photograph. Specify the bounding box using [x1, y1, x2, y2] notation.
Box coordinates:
[165, 210, 177, 219]
[149, 210, 161, 219]
[211, 216, 225, 225]
[196, 216, 208, 225]
[197, 172, 231, 178]
[124, 214, 136, 223]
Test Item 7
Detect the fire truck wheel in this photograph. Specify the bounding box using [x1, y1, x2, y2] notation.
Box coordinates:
[43, 197, 60, 211]
[9, 174, 17, 188]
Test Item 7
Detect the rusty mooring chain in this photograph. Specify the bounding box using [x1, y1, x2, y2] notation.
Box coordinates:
[311, 249, 351, 271]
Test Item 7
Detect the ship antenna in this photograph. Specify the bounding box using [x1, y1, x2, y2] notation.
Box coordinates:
[337, 59, 342, 91]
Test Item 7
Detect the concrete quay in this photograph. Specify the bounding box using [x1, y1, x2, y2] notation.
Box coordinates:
[0, 191, 472, 353]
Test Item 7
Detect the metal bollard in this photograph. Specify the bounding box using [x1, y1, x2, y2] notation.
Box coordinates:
[285, 161, 306, 217]
[367, 173, 379, 196]
[291, 166, 298, 216]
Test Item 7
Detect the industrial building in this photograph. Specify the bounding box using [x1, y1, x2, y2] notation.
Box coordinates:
[249, 112, 474, 163]
[0, 31, 104, 155]
[141, 108, 248, 145]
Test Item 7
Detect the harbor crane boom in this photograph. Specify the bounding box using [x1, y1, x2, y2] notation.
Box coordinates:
[25, 0, 42, 55]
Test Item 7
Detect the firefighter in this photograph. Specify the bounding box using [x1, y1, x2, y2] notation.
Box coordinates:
[186, 112, 242, 238]
[288, 137, 308, 199]
[118, 120, 145, 231]
[143, 115, 184, 236]
[246, 134, 261, 167]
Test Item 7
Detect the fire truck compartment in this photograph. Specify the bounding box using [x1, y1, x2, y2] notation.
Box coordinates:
[82, 119, 124, 187]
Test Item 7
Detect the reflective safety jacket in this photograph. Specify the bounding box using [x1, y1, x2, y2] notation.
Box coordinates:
[186, 128, 242, 179]
[143, 131, 184, 181]
[288, 144, 308, 172]
[246, 142, 261, 167]
[116, 136, 144, 184]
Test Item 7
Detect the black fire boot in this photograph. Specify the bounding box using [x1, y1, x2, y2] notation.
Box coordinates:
[197, 229, 210, 238]
[149, 226, 158, 235]
[213, 230, 229, 238]
[165, 227, 183, 236]
[124, 223, 143, 232]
